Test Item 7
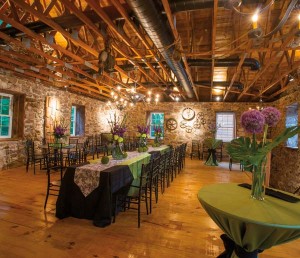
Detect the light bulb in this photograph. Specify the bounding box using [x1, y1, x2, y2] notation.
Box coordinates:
[148, 90, 152, 95]
[216, 96, 221, 101]
[130, 102, 134, 107]
[252, 13, 258, 29]
[175, 96, 179, 101]
[117, 85, 121, 91]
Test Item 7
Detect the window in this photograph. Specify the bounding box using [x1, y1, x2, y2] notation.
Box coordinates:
[70, 106, 76, 136]
[69, 105, 85, 136]
[0, 93, 12, 138]
[149, 112, 164, 139]
[216, 112, 235, 142]
[286, 103, 298, 148]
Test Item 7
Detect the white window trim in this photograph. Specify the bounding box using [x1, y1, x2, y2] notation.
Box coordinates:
[216, 112, 236, 142]
[149, 112, 164, 139]
[286, 104, 298, 148]
[70, 106, 77, 137]
[0, 92, 13, 138]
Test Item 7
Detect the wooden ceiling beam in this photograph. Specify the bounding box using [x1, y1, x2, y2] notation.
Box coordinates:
[8, 0, 20, 22]
[194, 83, 256, 97]
[110, 0, 177, 88]
[0, 60, 64, 85]
[84, 0, 163, 88]
[0, 50, 111, 97]
[237, 25, 297, 100]
[44, 0, 57, 16]
[209, 0, 218, 101]
[223, 53, 247, 100]
[0, 13, 121, 95]
[59, 0, 148, 91]
[0, 29, 113, 98]
[185, 45, 300, 57]
[260, 60, 300, 96]
[10, 0, 97, 57]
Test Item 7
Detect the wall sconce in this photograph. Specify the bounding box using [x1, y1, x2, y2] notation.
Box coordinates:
[48, 97, 59, 119]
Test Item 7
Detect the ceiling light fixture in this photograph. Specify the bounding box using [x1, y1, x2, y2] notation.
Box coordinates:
[252, 13, 259, 29]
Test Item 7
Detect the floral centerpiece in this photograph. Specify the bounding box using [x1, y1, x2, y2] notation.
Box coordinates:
[227, 107, 300, 200]
[108, 113, 127, 160]
[204, 122, 222, 166]
[153, 125, 163, 147]
[137, 125, 149, 152]
[53, 120, 68, 143]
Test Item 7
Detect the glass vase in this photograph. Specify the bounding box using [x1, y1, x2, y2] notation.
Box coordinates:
[251, 160, 266, 201]
[112, 142, 124, 160]
[139, 137, 147, 148]
[154, 136, 161, 147]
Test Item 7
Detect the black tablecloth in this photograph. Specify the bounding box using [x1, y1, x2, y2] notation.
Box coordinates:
[56, 164, 133, 227]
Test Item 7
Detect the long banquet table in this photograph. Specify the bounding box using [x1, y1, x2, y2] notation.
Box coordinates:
[56, 151, 151, 227]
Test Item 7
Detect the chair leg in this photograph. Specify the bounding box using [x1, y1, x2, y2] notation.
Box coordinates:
[138, 199, 141, 228]
[149, 184, 152, 214]
[44, 185, 49, 209]
[26, 159, 29, 172]
[145, 190, 149, 215]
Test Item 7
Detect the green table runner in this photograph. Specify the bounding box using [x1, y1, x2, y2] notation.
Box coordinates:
[198, 183, 300, 256]
[119, 152, 151, 179]
[148, 145, 170, 154]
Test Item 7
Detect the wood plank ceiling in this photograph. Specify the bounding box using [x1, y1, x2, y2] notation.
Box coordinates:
[0, 0, 299, 103]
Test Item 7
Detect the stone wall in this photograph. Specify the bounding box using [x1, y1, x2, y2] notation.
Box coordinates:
[1, 69, 300, 194]
[0, 69, 111, 170]
[123, 101, 259, 155]
[269, 84, 300, 193]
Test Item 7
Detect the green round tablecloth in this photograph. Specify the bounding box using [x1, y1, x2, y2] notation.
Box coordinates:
[198, 183, 300, 256]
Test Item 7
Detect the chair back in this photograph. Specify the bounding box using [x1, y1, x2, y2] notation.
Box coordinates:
[25, 139, 35, 159]
[140, 162, 151, 190]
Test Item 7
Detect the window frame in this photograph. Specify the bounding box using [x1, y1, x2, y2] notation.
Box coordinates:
[149, 112, 164, 139]
[215, 112, 236, 142]
[285, 103, 298, 149]
[0, 92, 13, 138]
[70, 105, 77, 137]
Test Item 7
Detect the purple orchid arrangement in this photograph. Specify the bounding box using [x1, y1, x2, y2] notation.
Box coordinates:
[137, 125, 149, 134]
[53, 124, 67, 138]
[112, 124, 126, 137]
[108, 112, 127, 139]
[153, 125, 163, 136]
[228, 106, 300, 200]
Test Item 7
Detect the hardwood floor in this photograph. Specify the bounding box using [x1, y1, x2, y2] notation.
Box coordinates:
[0, 159, 299, 258]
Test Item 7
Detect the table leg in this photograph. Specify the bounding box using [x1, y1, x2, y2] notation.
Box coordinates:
[205, 149, 218, 166]
[217, 234, 263, 258]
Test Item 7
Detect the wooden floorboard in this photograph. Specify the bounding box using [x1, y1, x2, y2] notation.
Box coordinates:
[0, 159, 299, 258]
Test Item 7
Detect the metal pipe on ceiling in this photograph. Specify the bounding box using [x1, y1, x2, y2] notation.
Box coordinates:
[188, 58, 260, 70]
[126, 0, 195, 98]
[116, 58, 260, 71]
